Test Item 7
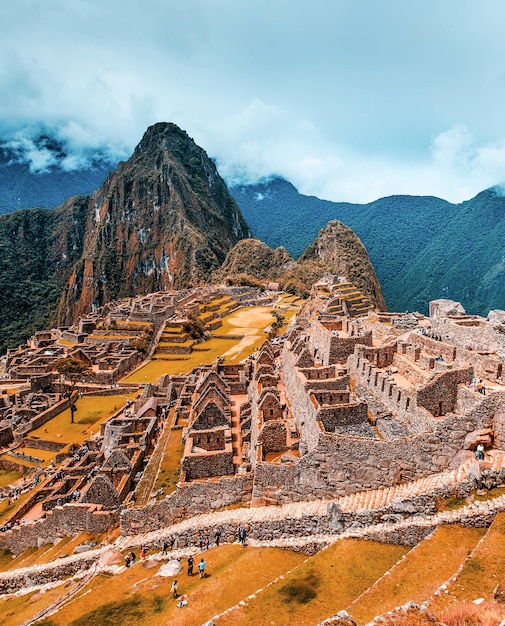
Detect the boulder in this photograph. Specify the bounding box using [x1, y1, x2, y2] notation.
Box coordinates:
[487, 310, 505, 325]
[429, 299, 466, 319]
[156, 559, 182, 577]
[463, 429, 493, 450]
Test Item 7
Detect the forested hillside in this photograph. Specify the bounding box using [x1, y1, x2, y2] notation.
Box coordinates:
[231, 178, 505, 315]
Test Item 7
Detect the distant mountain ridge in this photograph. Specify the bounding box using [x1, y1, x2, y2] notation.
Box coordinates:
[0, 147, 114, 214]
[231, 177, 505, 316]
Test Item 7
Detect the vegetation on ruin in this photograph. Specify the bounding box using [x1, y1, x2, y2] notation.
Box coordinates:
[438, 486, 505, 512]
[182, 315, 207, 340]
[54, 358, 93, 423]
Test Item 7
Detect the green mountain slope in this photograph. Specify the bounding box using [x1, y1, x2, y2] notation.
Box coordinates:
[231, 178, 505, 315]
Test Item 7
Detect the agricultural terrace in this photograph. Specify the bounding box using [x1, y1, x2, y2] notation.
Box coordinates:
[124, 297, 303, 384]
[28, 392, 140, 448]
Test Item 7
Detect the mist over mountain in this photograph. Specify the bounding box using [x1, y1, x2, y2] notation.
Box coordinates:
[231, 177, 505, 316]
[0, 146, 115, 214]
[2, 127, 504, 331]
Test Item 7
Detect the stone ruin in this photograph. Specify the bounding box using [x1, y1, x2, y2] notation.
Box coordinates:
[119, 293, 505, 535]
[4, 282, 505, 554]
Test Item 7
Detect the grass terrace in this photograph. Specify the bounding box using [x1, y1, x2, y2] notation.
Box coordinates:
[217, 538, 408, 625]
[28, 392, 138, 446]
[347, 525, 485, 624]
[428, 513, 505, 615]
[17, 545, 306, 626]
[152, 428, 184, 498]
[0, 469, 22, 489]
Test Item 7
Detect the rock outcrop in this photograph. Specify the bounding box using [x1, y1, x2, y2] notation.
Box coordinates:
[217, 222, 386, 311]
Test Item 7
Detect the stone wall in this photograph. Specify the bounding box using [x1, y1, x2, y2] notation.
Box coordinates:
[0, 551, 99, 595]
[259, 421, 288, 454]
[252, 389, 502, 505]
[308, 320, 373, 365]
[0, 504, 117, 554]
[120, 474, 253, 535]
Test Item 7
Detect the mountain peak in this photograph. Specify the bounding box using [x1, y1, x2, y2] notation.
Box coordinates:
[56, 123, 251, 323]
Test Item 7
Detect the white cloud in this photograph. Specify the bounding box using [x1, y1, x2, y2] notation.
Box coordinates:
[2, 1, 505, 201]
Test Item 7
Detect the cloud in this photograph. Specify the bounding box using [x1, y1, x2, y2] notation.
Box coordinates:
[2, 1, 505, 201]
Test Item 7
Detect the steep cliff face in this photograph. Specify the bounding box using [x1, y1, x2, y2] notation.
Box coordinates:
[0, 196, 88, 352]
[300, 220, 386, 310]
[57, 123, 250, 323]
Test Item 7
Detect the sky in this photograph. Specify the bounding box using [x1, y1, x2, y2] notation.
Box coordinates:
[2, 0, 505, 203]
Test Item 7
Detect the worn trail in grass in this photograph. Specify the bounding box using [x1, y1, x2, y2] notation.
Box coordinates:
[216, 538, 409, 626]
[347, 525, 485, 625]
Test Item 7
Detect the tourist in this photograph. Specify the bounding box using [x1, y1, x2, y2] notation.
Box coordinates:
[475, 444, 485, 461]
[199, 534, 205, 550]
[162, 540, 168, 555]
[187, 555, 194, 576]
[124, 554, 131, 568]
[140, 546, 148, 559]
[214, 530, 221, 546]
[198, 558, 206, 578]
[130, 551, 136, 564]
[237, 525, 247, 546]
[171, 579, 179, 598]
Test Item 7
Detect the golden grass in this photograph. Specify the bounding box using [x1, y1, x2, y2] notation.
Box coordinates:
[0, 468, 22, 488]
[124, 301, 302, 383]
[428, 513, 505, 614]
[152, 428, 184, 497]
[29, 392, 138, 446]
[348, 525, 485, 625]
[0, 584, 72, 626]
[28, 545, 306, 626]
[441, 600, 505, 625]
[0, 488, 33, 524]
[0, 531, 106, 573]
[217, 538, 409, 626]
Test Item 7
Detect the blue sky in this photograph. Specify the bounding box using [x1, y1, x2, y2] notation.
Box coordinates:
[2, 0, 505, 202]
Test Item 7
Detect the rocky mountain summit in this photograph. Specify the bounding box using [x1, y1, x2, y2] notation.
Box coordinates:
[57, 122, 251, 324]
[0, 123, 251, 350]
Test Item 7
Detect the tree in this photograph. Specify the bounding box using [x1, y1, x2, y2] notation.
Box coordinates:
[268, 310, 286, 340]
[54, 357, 92, 423]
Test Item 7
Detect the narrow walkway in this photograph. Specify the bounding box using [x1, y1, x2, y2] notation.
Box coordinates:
[134, 407, 175, 506]
[118, 451, 505, 550]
